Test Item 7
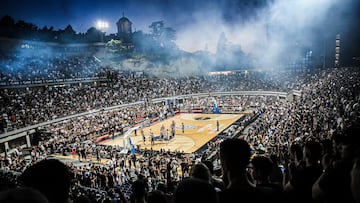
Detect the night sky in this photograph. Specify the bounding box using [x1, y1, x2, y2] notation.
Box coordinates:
[2, 0, 271, 34]
[2, 0, 360, 62]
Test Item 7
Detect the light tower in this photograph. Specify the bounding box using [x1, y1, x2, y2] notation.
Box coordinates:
[335, 34, 340, 67]
[96, 20, 109, 43]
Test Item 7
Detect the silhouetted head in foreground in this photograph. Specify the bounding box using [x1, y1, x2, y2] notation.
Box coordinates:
[173, 178, 218, 203]
[20, 159, 72, 203]
[0, 187, 49, 203]
[220, 138, 251, 186]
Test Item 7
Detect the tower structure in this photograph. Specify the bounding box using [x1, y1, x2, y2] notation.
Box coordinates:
[335, 34, 340, 67]
[116, 12, 132, 38]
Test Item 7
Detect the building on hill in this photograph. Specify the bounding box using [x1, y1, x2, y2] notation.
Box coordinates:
[116, 13, 132, 39]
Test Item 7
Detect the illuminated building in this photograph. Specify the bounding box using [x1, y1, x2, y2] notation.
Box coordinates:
[116, 12, 132, 38]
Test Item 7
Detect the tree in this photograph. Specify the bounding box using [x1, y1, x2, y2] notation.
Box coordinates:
[216, 32, 227, 54]
[64, 25, 76, 35]
[216, 32, 249, 69]
[148, 21, 177, 52]
[0, 15, 15, 27]
[149, 21, 164, 36]
[14, 20, 38, 39]
[0, 15, 16, 37]
[39, 26, 53, 41]
[216, 32, 228, 68]
[84, 27, 101, 43]
[58, 24, 76, 43]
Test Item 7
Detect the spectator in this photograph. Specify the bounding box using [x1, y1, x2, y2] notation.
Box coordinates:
[130, 179, 147, 203]
[251, 155, 283, 190]
[189, 162, 212, 182]
[173, 178, 218, 203]
[351, 158, 360, 203]
[19, 159, 73, 203]
[0, 187, 49, 203]
[312, 125, 360, 203]
[268, 154, 283, 188]
[146, 190, 167, 203]
[202, 160, 225, 192]
[285, 140, 323, 203]
[218, 138, 272, 203]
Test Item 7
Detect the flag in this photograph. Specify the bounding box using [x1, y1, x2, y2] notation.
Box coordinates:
[212, 101, 220, 113]
[129, 137, 136, 154]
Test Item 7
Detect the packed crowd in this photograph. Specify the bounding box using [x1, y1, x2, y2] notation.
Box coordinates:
[0, 51, 110, 83]
[1, 68, 315, 133]
[0, 66, 360, 203]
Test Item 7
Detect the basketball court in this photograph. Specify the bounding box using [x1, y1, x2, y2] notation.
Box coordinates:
[102, 113, 245, 153]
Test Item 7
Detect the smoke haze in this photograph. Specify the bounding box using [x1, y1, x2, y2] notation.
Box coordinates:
[1, 0, 359, 72]
[172, 0, 359, 68]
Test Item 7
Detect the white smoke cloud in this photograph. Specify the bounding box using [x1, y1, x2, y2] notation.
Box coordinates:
[175, 0, 342, 68]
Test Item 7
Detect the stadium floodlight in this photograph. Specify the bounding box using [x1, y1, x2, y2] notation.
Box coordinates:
[96, 20, 109, 43]
[96, 20, 109, 32]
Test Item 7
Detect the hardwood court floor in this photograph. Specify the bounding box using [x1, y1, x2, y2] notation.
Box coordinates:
[102, 113, 244, 153]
